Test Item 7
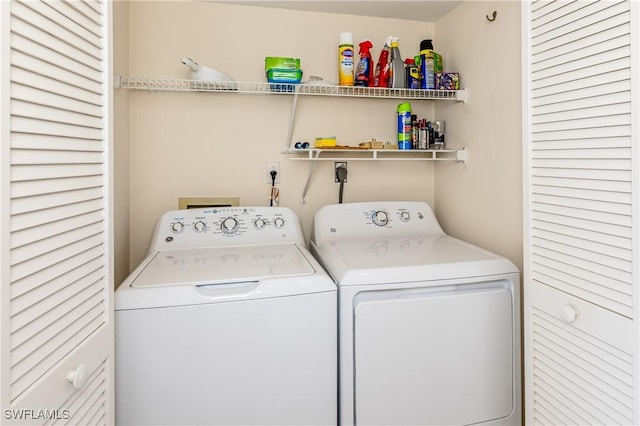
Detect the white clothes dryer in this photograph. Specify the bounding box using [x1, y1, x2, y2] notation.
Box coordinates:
[115, 207, 336, 426]
[311, 201, 521, 426]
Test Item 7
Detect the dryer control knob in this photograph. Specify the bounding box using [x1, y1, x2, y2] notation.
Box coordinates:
[372, 210, 389, 226]
[399, 211, 411, 222]
[221, 217, 239, 234]
[273, 217, 285, 228]
[193, 220, 207, 232]
[171, 222, 184, 233]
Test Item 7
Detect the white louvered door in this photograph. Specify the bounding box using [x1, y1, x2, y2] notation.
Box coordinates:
[523, 0, 638, 424]
[0, 1, 113, 424]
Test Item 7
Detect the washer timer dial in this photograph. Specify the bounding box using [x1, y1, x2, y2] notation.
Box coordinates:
[220, 217, 239, 234]
[371, 210, 389, 227]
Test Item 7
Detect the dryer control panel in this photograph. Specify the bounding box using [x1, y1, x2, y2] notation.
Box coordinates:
[148, 207, 305, 253]
[312, 201, 445, 246]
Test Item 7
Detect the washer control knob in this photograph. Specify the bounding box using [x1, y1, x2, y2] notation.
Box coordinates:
[273, 217, 285, 228]
[220, 217, 239, 234]
[399, 211, 411, 222]
[193, 220, 207, 232]
[171, 221, 184, 233]
[371, 210, 389, 227]
[254, 218, 267, 229]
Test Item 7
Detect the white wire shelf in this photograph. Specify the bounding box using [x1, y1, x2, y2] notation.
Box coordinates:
[115, 76, 466, 101]
[284, 148, 467, 162]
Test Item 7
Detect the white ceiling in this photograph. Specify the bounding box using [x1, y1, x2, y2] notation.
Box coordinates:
[213, 1, 463, 22]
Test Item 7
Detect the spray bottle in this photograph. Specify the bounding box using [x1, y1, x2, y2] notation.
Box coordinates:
[388, 37, 406, 88]
[355, 39, 374, 87]
[373, 36, 393, 87]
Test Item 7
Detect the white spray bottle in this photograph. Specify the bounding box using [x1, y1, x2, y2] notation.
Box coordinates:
[388, 38, 406, 88]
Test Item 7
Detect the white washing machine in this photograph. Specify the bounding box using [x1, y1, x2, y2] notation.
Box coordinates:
[310, 201, 521, 426]
[115, 207, 337, 426]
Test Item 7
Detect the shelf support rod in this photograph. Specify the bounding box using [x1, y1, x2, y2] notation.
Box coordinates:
[300, 150, 321, 204]
[285, 86, 300, 150]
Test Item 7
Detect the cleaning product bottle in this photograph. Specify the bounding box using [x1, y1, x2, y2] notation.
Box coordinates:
[373, 36, 392, 87]
[355, 39, 374, 87]
[411, 114, 419, 149]
[338, 32, 355, 86]
[397, 102, 412, 150]
[404, 58, 420, 89]
[419, 39, 442, 90]
[388, 37, 406, 88]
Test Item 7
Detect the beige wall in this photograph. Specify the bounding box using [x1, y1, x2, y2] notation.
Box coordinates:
[434, 1, 523, 272]
[124, 1, 440, 272]
[113, 1, 130, 286]
[116, 1, 523, 280]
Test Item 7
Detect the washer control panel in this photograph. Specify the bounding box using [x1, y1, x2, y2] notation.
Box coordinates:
[150, 207, 304, 252]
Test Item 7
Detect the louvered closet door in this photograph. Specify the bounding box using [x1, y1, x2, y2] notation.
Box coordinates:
[1, 1, 113, 424]
[523, 0, 637, 425]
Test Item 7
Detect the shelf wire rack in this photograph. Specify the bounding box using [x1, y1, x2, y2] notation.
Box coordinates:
[116, 76, 466, 101]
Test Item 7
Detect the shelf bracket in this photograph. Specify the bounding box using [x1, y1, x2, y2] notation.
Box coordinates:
[456, 147, 468, 163]
[300, 150, 321, 204]
[457, 88, 467, 103]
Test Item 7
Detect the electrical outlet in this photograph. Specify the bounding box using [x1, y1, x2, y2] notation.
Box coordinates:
[335, 162, 347, 183]
[266, 162, 280, 184]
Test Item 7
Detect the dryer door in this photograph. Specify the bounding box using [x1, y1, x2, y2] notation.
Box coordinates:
[354, 282, 514, 425]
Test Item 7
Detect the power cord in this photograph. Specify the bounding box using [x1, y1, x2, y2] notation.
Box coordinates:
[336, 165, 348, 204]
[270, 170, 277, 206]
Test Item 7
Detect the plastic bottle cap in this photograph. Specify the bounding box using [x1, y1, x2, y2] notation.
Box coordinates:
[420, 39, 434, 51]
[404, 58, 415, 65]
[339, 32, 354, 45]
[397, 102, 411, 112]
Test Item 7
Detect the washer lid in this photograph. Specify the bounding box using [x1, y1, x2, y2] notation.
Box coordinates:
[313, 235, 518, 286]
[131, 243, 315, 288]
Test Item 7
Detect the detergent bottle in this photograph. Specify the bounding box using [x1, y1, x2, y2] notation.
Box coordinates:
[355, 39, 374, 87]
[373, 36, 392, 87]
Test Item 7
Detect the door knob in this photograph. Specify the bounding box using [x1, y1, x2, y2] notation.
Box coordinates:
[561, 305, 577, 323]
[66, 364, 87, 389]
